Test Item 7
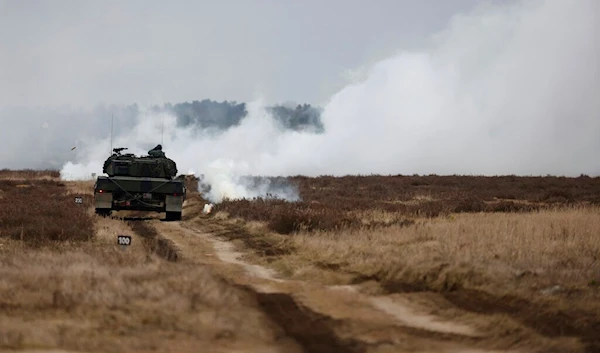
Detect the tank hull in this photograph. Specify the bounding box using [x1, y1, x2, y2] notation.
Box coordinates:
[94, 175, 186, 220]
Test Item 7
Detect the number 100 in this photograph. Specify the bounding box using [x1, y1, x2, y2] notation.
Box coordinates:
[117, 236, 131, 245]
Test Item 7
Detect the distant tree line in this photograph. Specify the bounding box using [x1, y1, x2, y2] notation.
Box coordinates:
[150, 99, 324, 132]
[0, 99, 324, 169]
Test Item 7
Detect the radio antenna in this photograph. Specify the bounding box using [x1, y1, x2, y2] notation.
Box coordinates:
[110, 113, 114, 154]
[161, 115, 165, 145]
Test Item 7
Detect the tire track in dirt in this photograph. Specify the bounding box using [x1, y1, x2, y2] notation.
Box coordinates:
[328, 269, 600, 352]
[177, 222, 494, 346]
[120, 212, 180, 262]
[441, 290, 600, 353]
[120, 217, 308, 353]
[189, 217, 598, 353]
[151, 220, 543, 353]
[127, 221, 180, 262]
[245, 289, 367, 353]
[360, 276, 600, 352]
[150, 220, 370, 353]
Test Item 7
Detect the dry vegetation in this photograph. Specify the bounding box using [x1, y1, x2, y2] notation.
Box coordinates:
[2, 169, 600, 352]
[0, 179, 94, 245]
[0, 170, 295, 353]
[0, 169, 60, 180]
[266, 206, 600, 292]
[203, 174, 600, 351]
[216, 174, 600, 234]
[0, 246, 290, 352]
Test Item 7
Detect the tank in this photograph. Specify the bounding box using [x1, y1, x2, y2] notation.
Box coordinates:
[102, 146, 178, 179]
[94, 145, 186, 221]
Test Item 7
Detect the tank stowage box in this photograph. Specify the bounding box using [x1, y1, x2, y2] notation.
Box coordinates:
[94, 145, 186, 221]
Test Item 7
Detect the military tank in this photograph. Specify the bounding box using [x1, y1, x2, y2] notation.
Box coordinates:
[93, 145, 186, 221]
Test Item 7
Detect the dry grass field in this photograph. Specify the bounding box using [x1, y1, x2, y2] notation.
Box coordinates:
[0, 179, 93, 244]
[201, 174, 600, 352]
[215, 174, 600, 233]
[0, 171, 299, 353]
[1, 170, 599, 353]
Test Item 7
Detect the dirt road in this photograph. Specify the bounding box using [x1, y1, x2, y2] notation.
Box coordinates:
[135, 214, 582, 353]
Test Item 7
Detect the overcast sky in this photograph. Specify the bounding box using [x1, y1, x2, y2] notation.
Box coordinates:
[0, 0, 504, 108]
[1, 0, 598, 178]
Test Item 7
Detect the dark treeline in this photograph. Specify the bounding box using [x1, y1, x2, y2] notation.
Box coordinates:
[0, 99, 324, 169]
[150, 99, 324, 132]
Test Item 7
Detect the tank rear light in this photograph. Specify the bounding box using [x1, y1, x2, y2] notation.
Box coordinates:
[98, 189, 104, 193]
[173, 193, 180, 196]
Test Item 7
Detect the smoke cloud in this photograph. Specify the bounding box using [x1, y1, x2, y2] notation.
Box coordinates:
[59, 100, 307, 202]
[11, 0, 600, 201]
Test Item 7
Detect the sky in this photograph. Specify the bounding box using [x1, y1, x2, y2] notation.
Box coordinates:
[1, 0, 599, 191]
[0, 0, 499, 108]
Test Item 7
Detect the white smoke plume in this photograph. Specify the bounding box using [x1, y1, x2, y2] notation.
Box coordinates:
[197, 159, 301, 203]
[60, 0, 600, 202]
[60, 101, 304, 202]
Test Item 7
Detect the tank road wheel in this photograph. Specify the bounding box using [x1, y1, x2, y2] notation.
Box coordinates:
[95, 208, 111, 217]
[165, 211, 182, 221]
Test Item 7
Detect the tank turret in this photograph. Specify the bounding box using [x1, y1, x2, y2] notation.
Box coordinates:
[103, 146, 178, 179]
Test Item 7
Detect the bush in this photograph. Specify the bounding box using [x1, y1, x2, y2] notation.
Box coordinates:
[453, 196, 486, 213]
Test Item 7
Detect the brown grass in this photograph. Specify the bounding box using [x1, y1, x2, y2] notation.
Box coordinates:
[0, 179, 94, 245]
[207, 204, 600, 350]
[3, 170, 599, 351]
[206, 205, 600, 292]
[0, 169, 60, 180]
[0, 172, 294, 353]
[0, 241, 285, 352]
[67, 180, 95, 196]
[195, 175, 600, 300]
[201, 175, 600, 350]
[215, 174, 600, 234]
[279, 206, 600, 291]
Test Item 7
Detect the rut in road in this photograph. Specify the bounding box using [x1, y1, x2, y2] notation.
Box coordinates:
[146, 220, 375, 353]
[148, 219, 576, 353]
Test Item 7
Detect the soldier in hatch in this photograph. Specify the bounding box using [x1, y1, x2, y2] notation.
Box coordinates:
[148, 144, 166, 158]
